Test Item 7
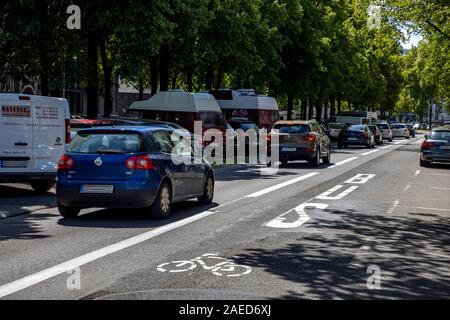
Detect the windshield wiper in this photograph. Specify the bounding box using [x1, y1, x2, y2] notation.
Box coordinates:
[96, 149, 127, 154]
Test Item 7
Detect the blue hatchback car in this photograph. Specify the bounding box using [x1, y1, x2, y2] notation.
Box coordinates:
[56, 126, 215, 219]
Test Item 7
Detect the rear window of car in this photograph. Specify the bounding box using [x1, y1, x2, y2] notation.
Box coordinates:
[69, 132, 143, 154]
[273, 124, 308, 134]
[369, 126, 378, 132]
[329, 123, 346, 129]
[239, 123, 259, 131]
[198, 112, 227, 128]
[393, 124, 406, 129]
[376, 123, 389, 129]
[430, 131, 450, 141]
[345, 125, 366, 131]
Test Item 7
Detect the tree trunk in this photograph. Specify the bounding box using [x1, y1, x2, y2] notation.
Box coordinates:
[87, 32, 99, 119]
[324, 99, 329, 123]
[99, 38, 112, 117]
[205, 68, 214, 91]
[301, 100, 307, 120]
[315, 100, 322, 121]
[150, 56, 158, 96]
[138, 81, 144, 101]
[159, 45, 169, 92]
[216, 67, 223, 89]
[337, 98, 342, 114]
[186, 69, 193, 92]
[308, 99, 314, 120]
[287, 94, 294, 120]
[38, 0, 49, 96]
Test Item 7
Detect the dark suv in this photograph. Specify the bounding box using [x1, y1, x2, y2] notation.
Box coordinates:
[270, 120, 331, 167]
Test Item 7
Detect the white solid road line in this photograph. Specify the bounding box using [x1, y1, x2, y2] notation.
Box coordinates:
[430, 187, 450, 190]
[246, 172, 319, 198]
[394, 139, 408, 145]
[0, 210, 218, 298]
[381, 145, 393, 149]
[328, 157, 358, 169]
[361, 149, 380, 156]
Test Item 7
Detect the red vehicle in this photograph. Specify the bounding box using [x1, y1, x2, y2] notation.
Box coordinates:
[210, 89, 280, 131]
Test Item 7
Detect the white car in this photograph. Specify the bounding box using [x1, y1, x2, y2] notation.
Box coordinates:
[391, 123, 410, 139]
[0, 93, 70, 192]
[375, 122, 393, 142]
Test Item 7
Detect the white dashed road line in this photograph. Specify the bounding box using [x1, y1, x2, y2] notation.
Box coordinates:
[328, 157, 358, 169]
[246, 172, 319, 198]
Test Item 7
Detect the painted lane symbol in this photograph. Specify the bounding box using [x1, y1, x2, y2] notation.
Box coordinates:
[157, 253, 252, 278]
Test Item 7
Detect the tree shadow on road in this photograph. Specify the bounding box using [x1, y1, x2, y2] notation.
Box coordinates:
[232, 208, 450, 299]
[0, 212, 54, 242]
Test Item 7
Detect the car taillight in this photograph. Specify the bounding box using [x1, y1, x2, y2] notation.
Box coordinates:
[267, 134, 272, 142]
[125, 155, 154, 170]
[65, 119, 71, 144]
[304, 134, 316, 142]
[57, 154, 74, 170]
[421, 141, 435, 150]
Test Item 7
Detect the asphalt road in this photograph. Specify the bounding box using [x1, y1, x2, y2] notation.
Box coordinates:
[1, 135, 449, 300]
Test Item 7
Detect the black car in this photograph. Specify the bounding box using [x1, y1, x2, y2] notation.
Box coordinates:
[420, 126, 450, 167]
[338, 124, 376, 149]
[368, 125, 383, 145]
[406, 124, 416, 137]
[270, 120, 331, 167]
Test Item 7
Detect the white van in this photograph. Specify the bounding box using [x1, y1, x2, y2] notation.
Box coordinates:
[126, 90, 227, 134]
[0, 94, 70, 192]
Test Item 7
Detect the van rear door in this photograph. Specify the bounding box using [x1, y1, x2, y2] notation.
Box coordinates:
[0, 95, 33, 174]
[31, 96, 68, 174]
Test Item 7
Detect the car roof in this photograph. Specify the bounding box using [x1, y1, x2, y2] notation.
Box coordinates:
[274, 120, 315, 125]
[76, 126, 173, 134]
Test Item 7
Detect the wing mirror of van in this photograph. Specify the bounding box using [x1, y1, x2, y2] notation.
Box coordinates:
[424, 134, 428, 140]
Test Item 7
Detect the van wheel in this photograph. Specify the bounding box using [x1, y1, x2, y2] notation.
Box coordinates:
[198, 173, 214, 205]
[31, 180, 54, 193]
[150, 182, 172, 219]
[58, 204, 80, 218]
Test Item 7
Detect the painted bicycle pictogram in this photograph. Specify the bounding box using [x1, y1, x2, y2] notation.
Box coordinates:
[157, 253, 252, 277]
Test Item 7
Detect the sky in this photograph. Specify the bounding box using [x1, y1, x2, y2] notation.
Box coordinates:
[401, 30, 423, 49]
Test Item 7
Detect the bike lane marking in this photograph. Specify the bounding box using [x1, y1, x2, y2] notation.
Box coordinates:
[265, 173, 376, 229]
[156, 253, 252, 278]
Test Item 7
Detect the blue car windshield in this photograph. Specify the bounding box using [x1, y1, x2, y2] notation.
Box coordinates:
[69, 132, 143, 154]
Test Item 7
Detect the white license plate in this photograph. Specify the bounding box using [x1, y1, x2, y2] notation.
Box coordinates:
[348, 138, 358, 141]
[282, 147, 297, 152]
[80, 184, 114, 194]
[1, 160, 28, 168]
[440, 146, 450, 150]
